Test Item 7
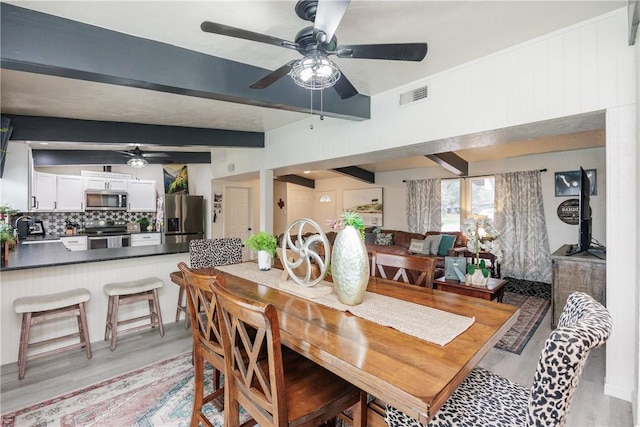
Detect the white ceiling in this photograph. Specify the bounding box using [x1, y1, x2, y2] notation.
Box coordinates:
[1, 0, 620, 172]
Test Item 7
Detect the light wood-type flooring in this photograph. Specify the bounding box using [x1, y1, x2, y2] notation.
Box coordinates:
[1, 311, 633, 426]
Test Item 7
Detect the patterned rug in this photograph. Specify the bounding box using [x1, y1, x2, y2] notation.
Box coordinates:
[1, 353, 250, 427]
[495, 280, 551, 355]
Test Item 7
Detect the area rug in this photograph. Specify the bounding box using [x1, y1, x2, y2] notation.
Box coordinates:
[1, 353, 250, 427]
[495, 291, 550, 355]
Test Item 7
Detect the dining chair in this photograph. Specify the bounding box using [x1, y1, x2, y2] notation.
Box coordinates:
[177, 262, 227, 427]
[210, 279, 367, 427]
[384, 291, 612, 427]
[176, 238, 243, 327]
[370, 252, 437, 287]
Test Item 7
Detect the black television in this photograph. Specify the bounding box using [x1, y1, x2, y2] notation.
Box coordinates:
[567, 167, 604, 258]
[577, 167, 592, 253]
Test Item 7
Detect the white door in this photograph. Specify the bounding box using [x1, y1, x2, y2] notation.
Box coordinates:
[289, 189, 312, 233]
[226, 187, 251, 261]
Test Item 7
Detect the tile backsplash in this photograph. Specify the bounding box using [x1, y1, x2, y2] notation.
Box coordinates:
[19, 211, 156, 235]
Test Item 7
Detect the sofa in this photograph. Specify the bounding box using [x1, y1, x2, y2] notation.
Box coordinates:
[280, 229, 468, 286]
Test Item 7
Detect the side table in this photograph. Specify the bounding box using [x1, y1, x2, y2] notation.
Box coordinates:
[433, 276, 507, 302]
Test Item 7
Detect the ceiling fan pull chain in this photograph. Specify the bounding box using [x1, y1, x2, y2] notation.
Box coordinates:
[320, 89, 325, 121]
[309, 89, 314, 130]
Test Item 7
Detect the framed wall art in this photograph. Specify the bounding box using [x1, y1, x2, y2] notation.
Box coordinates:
[554, 169, 597, 197]
[342, 187, 383, 227]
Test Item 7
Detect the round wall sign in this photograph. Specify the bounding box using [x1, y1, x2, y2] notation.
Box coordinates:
[557, 199, 579, 225]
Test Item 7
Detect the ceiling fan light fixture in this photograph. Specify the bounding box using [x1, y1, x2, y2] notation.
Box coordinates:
[290, 56, 340, 90]
[127, 156, 148, 168]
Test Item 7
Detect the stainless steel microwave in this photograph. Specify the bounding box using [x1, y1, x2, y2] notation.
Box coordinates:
[85, 190, 128, 210]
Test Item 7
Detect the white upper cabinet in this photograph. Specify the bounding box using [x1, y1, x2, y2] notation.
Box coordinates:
[56, 175, 84, 211]
[83, 177, 128, 191]
[127, 180, 157, 212]
[0, 141, 32, 212]
[32, 172, 56, 211]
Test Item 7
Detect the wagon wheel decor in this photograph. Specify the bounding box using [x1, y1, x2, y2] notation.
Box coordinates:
[282, 218, 330, 287]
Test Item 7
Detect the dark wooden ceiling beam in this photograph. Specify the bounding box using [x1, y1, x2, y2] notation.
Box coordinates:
[332, 166, 375, 184]
[6, 115, 263, 147]
[1, 3, 370, 122]
[424, 152, 468, 176]
[32, 150, 211, 166]
[275, 174, 315, 189]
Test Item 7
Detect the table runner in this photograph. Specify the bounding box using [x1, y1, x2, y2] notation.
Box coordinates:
[216, 263, 475, 346]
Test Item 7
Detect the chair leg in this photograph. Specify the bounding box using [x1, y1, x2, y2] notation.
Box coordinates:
[191, 349, 204, 427]
[176, 286, 185, 321]
[77, 301, 92, 359]
[105, 295, 114, 341]
[17, 312, 31, 380]
[110, 295, 119, 351]
[152, 288, 165, 337]
[351, 391, 367, 427]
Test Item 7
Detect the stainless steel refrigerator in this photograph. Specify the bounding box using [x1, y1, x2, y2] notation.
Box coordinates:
[162, 194, 204, 244]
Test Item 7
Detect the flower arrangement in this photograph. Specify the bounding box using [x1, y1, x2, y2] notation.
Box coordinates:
[0, 204, 18, 249]
[244, 231, 278, 256]
[327, 211, 365, 240]
[462, 217, 502, 278]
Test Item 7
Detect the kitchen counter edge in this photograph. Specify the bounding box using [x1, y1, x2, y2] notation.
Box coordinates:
[1, 242, 190, 272]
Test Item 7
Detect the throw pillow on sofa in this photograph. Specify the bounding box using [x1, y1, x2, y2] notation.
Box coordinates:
[423, 234, 442, 255]
[409, 238, 430, 255]
[375, 232, 393, 245]
[437, 234, 457, 256]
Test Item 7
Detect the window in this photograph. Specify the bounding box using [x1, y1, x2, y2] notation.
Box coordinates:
[470, 176, 495, 220]
[441, 179, 460, 231]
[441, 176, 495, 231]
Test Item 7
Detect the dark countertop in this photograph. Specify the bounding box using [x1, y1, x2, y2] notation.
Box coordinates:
[1, 241, 189, 272]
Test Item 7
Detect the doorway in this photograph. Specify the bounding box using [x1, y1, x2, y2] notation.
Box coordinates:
[226, 186, 251, 261]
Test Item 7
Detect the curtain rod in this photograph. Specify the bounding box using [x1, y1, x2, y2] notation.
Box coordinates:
[402, 168, 547, 182]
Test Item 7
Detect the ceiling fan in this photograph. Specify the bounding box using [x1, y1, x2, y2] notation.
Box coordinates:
[201, 0, 428, 99]
[117, 146, 170, 167]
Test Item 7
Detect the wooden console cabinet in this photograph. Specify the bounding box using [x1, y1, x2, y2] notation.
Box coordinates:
[551, 245, 606, 328]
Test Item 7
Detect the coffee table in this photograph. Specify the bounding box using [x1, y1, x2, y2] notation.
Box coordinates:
[433, 276, 507, 302]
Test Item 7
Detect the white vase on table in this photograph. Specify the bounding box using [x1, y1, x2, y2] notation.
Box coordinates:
[257, 250, 272, 271]
[330, 225, 369, 305]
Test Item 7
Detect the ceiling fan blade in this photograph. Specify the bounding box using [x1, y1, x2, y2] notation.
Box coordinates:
[250, 61, 297, 89]
[332, 72, 358, 99]
[116, 150, 136, 157]
[336, 43, 428, 61]
[141, 152, 170, 158]
[314, 0, 350, 43]
[201, 21, 298, 51]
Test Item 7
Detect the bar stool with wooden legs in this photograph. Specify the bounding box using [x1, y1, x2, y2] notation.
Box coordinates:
[13, 288, 92, 380]
[103, 277, 164, 351]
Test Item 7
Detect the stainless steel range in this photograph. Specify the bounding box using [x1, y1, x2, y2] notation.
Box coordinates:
[85, 220, 130, 249]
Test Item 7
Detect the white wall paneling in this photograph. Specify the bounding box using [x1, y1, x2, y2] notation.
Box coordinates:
[0, 253, 188, 364]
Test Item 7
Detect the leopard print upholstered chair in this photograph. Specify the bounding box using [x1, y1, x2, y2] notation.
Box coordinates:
[175, 238, 243, 326]
[384, 291, 612, 427]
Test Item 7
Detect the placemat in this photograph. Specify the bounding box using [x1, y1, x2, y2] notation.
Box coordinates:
[216, 263, 474, 346]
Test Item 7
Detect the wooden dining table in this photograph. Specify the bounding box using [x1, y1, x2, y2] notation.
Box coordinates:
[170, 265, 519, 425]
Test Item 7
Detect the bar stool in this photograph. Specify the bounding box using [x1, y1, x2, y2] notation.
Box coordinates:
[13, 288, 92, 380]
[103, 277, 164, 351]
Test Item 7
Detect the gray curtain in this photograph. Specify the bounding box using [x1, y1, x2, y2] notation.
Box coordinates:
[406, 179, 441, 233]
[494, 170, 552, 283]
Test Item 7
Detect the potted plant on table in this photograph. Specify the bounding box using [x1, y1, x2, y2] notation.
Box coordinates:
[0, 204, 18, 264]
[462, 217, 502, 286]
[244, 231, 278, 271]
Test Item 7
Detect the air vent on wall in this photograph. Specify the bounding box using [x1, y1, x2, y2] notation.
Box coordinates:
[399, 84, 428, 105]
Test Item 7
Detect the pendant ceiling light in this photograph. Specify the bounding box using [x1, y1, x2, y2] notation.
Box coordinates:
[127, 156, 148, 168]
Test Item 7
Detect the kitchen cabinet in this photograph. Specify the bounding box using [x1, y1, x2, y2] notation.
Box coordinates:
[32, 172, 57, 211]
[128, 180, 157, 212]
[56, 175, 84, 211]
[0, 142, 32, 212]
[131, 232, 161, 247]
[60, 236, 88, 251]
[84, 177, 128, 191]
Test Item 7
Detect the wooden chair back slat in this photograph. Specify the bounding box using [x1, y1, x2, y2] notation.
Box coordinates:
[371, 252, 437, 287]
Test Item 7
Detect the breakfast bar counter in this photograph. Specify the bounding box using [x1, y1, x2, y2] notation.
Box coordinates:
[1, 241, 189, 271]
[0, 243, 190, 365]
